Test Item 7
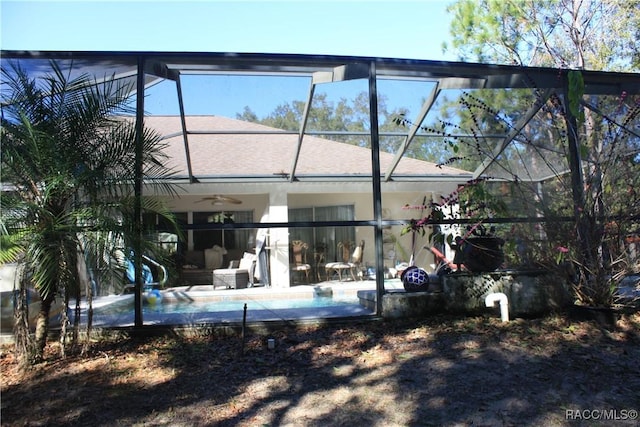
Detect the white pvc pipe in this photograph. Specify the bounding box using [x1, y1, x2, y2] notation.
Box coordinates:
[485, 292, 509, 322]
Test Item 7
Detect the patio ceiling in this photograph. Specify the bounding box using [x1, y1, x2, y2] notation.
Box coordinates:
[2, 51, 639, 185]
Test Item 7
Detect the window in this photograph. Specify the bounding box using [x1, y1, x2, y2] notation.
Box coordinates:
[192, 210, 254, 253]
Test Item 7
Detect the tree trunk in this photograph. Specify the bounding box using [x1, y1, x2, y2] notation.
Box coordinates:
[34, 293, 54, 361]
[13, 274, 33, 366]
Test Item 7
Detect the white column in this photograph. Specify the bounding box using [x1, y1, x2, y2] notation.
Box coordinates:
[187, 211, 194, 251]
[268, 191, 291, 288]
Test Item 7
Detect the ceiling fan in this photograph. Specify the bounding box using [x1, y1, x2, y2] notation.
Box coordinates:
[197, 195, 242, 205]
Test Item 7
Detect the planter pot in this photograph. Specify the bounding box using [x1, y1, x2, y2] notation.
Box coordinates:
[461, 236, 505, 272]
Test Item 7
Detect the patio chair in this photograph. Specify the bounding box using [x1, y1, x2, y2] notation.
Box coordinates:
[290, 240, 312, 284]
[212, 252, 256, 289]
[325, 240, 365, 281]
[314, 243, 327, 282]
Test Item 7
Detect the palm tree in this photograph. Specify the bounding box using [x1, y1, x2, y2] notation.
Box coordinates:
[1, 60, 176, 362]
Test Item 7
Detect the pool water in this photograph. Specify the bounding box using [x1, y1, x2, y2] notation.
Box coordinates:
[98, 296, 360, 315]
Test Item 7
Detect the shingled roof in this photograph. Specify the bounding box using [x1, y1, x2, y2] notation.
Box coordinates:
[147, 115, 469, 182]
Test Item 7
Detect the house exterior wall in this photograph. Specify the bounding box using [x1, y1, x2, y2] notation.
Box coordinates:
[157, 180, 461, 287]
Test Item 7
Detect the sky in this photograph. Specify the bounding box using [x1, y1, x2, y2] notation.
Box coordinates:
[0, 0, 457, 60]
[0, 1, 458, 117]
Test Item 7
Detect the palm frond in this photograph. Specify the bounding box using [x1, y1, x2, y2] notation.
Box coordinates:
[2, 59, 178, 355]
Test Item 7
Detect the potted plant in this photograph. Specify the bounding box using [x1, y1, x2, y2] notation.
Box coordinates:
[402, 177, 508, 273]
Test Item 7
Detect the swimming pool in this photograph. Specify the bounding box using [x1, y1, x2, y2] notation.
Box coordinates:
[96, 295, 360, 316]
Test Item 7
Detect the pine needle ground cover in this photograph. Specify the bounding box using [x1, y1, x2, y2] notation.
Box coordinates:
[2, 314, 639, 426]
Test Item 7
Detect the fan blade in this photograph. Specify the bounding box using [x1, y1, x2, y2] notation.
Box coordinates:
[196, 195, 242, 205]
[222, 196, 242, 204]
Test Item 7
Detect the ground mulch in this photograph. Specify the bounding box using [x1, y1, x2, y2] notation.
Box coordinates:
[2, 312, 640, 427]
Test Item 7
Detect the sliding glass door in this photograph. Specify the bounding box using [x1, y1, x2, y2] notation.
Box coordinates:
[289, 205, 355, 263]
